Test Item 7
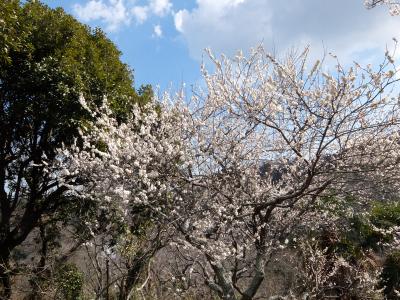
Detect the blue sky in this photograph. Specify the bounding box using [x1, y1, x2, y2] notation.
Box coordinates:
[41, 0, 400, 92]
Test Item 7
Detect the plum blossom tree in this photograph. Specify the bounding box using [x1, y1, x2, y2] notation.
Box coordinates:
[59, 45, 400, 299]
[364, 0, 400, 14]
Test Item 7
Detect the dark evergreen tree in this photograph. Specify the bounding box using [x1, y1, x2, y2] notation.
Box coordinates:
[0, 1, 150, 297]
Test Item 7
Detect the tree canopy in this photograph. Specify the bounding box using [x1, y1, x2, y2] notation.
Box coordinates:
[0, 1, 151, 298]
[2, 0, 400, 299]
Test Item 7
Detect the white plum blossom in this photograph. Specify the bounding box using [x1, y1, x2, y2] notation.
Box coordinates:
[365, 0, 400, 14]
[56, 45, 400, 299]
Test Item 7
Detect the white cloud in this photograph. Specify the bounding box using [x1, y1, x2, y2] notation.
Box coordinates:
[153, 24, 163, 37]
[174, 9, 187, 33]
[74, 0, 172, 30]
[132, 5, 149, 24]
[73, 0, 130, 31]
[150, 0, 172, 16]
[132, 0, 172, 24]
[173, 0, 400, 65]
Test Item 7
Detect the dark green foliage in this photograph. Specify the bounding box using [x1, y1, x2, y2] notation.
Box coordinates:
[347, 202, 400, 252]
[310, 199, 400, 298]
[0, 0, 24, 65]
[55, 264, 84, 300]
[316, 197, 400, 256]
[380, 251, 400, 299]
[370, 201, 400, 230]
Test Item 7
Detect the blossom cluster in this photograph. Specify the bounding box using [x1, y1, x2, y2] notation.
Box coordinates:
[364, 0, 400, 15]
[53, 45, 400, 298]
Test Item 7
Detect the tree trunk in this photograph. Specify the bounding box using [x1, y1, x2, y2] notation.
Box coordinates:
[241, 253, 265, 300]
[119, 253, 147, 300]
[105, 258, 110, 300]
[207, 258, 237, 300]
[29, 223, 49, 300]
[0, 252, 11, 300]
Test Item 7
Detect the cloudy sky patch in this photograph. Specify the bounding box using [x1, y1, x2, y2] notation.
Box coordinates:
[46, 0, 400, 89]
[173, 0, 400, 64]
[153, 24, 163, 37]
